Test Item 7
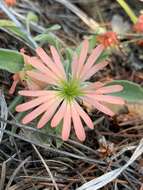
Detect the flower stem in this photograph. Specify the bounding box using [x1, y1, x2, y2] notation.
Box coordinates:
[116, 0, 137, 24]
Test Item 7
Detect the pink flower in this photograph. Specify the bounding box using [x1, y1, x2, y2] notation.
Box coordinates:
[9, 50, 47, 94]
[5, 0, 16, 6]
[133, 15, 143, 46]
[97, 31, 118, 48]
[133, 15, 143, 33]
[16, 40, 124, 141]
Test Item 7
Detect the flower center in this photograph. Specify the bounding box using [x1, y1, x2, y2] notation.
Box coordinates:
[59, 80, 83, 101]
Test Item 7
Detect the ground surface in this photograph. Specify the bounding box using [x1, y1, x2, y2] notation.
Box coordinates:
[0, 0, 143, 190]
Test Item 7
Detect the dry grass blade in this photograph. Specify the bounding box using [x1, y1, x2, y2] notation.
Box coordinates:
[77, 138, 143, 190]
[5, 156, 31, 190]
[0, 152, 21, 190]
[0, 117, 103, 162]
[0, 127, 104, 164]
[10, 8, 67, 47]
[33, 145, 59, 190]
[110, 145, 136, 161]
[54, 0, 105, 32]
[0, 161, 6, 190]
[0, 92, 8, 143]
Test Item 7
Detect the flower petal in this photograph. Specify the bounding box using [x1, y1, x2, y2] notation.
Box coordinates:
[73, 101, 94, 129]
[76, 39, 89, 78]
[82, 82, 104, 92]
[81, 61, 108, 81]
[36, 47, 65, 80]
[27, 71, 58, 85]
[51, 100, 66, 127]
[83, 97, 115, 116]
[80, 44, 104, 79]
[18, 90, 54, 97]
[28, 57, 59, 82]
[62, 103, 71, 141]
[37, 99, 62, 128]
[95, 85, 123, 94]
[72, 53, 78, 77]
[26, 79, 43, 90]
[9, 74, 19, 95]
[22, 99, 55, 124]
[71, 103, 86, 141]
[16, 95, 52, 112]
[86, 94, 125, 105]
[50, 46, 66, 79]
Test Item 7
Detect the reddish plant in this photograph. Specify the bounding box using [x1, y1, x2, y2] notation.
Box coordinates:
[133, 15, 143, 33]
[97, 31, 118, 48]
[5, 0, 16, 6]
[133, 15, 143, 46]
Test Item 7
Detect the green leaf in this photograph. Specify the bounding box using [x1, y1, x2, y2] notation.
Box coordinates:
[0, 20, 24, 38]
[0, 25, 37, 49]
[34, 33, 61, 49]
[33, 121, 64, 148]
[96, 50, 109, 63]
[45, 24, 61, 32]
[8, 96, 24, 113]
[65, 48, 73, 63]
[55, 122, 64, 148]
[0, 20, 16, 27]
[75, 35, 98, 55]
[107, 80, 143, 102]
[88, 35, 97, 50]
[6, 26, 34, 45]
[0, 49, 24, 73]
[27, 11, 38, 23]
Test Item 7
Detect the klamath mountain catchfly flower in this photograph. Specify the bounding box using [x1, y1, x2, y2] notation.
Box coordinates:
[133, 14, 143, 46]
[16, 40, 125, 141]
[97, 31, 119, 48]
[5, 0, 16, 6]
[133, 14, 143, 33]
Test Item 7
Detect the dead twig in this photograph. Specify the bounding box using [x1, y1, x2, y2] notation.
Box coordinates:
[54, 0, 105, 33]
[5, 156, 31, 190]
[33, 144, 59, 190]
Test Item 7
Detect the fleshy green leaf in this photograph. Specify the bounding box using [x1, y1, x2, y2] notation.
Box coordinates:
[8, 96, 24, 113]
[65, 48, 73, 62]
[0, 49, 24, 73]
[5, 26, 34, 45]
[96, 50, 109, 63]
[0, 24, 37, 49]
[107, 80, 143, 102]
[76, 35, 98, 55]
[88, 35, 97, 50]
[27, 11, 38, 23]
[45, 24, 61, 32]
[55, 122, 63, 148]
[34, 33, 61, 49]
[0, 20, 27, 41]
[34, 121, 64, 147]
[0, 20, 16, 27]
